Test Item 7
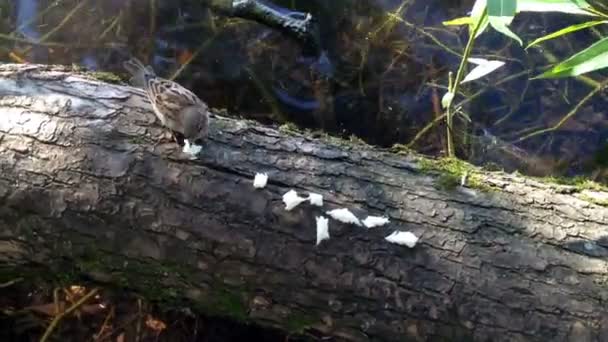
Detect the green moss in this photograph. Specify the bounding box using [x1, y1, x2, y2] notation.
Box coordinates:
[2, 238, 256, 324]
[3, 243, 323, 335]
[418, 157, 495, 191]
[208, 289, 248, 321]
[77, 250, 118, 278]
[53, 265, 81, 285]
[348, 134, 366, 145]
[285, 311, 317, 334]
[128, 135, 148, 145]
[322, 133, 351, 146]
[418, 157, 472, 175]
[88, 71, 123, 84]
[579, 194, 608, 207]
[414, 153, 608, 195]
[481, 161, 503, 172]
[278, 122, 300, 134]
[277, 122, 371, 150]
[69, 63, 86, 72]
[436, 173, 461, 190]
[316, 131, 370, 148]
[0, 258, 84, 291]
[390, 143, 413, 155]
[539, 175, 607, 192]
[417, 156, 608, 194]
[73, 249, 191, 303]
[74, 247, 254, 321]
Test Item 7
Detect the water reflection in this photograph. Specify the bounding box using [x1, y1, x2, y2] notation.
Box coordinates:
[3, 0, 608, 182]
[16, 0, 39, 40]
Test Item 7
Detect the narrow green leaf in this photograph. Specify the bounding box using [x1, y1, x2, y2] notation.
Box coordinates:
[489, 16, 523, 45]
[587, 0, 608, 15]
[536, 36, 608, 78]
[526, 20, 608, 49]
[486, 0, 522, 45]
[517, 0, 594, 15]
[443, 17, 472, 26]
[470, 0, 490, 38]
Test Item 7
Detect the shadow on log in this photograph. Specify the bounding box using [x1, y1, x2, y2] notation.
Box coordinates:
[2, 64, 608, 341]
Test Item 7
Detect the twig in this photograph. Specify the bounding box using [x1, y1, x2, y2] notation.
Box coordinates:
[99, 12, 122, 40]
[12, 1, 61, 36]
[0, 33, 124, 49]
[94, 305, 114, 341]
[149, 0, 157, 37]
[96, 312, 143, 341]
[368, 0, 412, 40]
[39, 288, 100, 342]
[516, 79, 608, 143]
[386, 13, 462, 58]
[407, 112, 447, 148]
[169, 35, 216, 81]
[0, 277, 23, 288]
[245, 66, 285, 121]
[53, 288, 60, 316]
[136, 298, 143, 342]
[36, 0, 89, 45]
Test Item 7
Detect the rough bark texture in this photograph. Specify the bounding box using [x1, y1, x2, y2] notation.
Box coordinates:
[2, 64, 608, 342]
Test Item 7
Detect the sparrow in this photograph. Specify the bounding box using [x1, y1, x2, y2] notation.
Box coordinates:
[123, 57, 209, 148]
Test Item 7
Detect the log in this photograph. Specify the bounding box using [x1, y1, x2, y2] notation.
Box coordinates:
[2, 63, 608, 342]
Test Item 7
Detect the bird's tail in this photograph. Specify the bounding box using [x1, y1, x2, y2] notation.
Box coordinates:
[123, 57, 155, 88]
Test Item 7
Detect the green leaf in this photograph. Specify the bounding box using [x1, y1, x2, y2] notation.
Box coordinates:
[443, 16, 472, 26]
[517, 0, 594, 15]
[487, 0, 522, 45]
[587, 0, 608, 15]
[470, 0, 490, 38]
[488, 17, 523, 45]
[488, 0, 517, 17]
[461, 58, 506, 83]
[442, 92, 455, 109]
[489, 21, 523, 45]
[536, 36, 608, 78]
[526, 20, 608, 49]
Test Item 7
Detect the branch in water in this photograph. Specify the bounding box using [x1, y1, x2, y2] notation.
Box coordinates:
[209, 0, 320, 51]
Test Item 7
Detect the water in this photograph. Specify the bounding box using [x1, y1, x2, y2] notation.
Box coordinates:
[15, 0, 39, 39]
[3, 0, 608, 181]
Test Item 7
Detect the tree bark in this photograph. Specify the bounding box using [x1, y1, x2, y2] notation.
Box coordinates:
[2, 63, 608, 342]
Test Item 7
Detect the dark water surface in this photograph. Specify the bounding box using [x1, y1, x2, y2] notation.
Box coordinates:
[3, 0, 608, 180]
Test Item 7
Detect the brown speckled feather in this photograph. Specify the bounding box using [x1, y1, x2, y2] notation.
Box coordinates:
[146, 78, 201, 128]
[123, 57, 210, 145]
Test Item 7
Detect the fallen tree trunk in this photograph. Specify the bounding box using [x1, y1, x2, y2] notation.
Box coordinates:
[2, 63, 608, 342]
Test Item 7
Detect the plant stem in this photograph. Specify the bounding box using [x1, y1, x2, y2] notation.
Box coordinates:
[40, 288, 100, 342]
[445, 10, 485, 157]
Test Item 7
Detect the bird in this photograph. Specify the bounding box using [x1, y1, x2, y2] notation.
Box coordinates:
[123, 57, 209, 149]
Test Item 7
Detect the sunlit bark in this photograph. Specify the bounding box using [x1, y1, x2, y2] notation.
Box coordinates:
[1, 63, 608, 342]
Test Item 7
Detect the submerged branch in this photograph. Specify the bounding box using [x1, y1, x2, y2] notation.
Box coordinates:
[208, 0, 319, 51]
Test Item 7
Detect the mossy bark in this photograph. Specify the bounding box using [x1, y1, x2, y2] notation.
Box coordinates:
[2, 63, 608, 342]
